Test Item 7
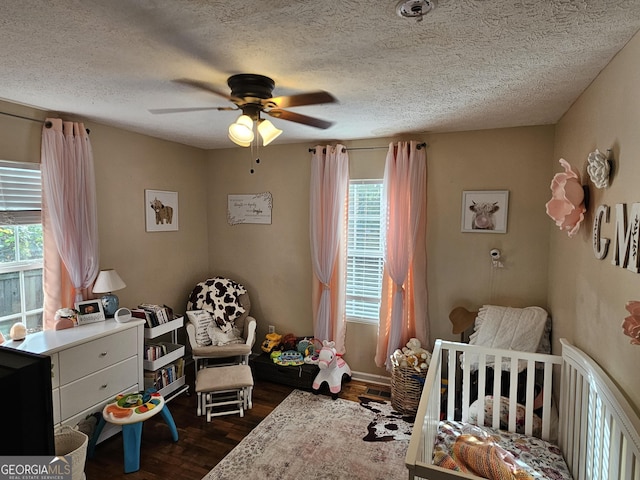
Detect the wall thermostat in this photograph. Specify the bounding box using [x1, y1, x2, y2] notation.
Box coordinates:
[114, 307, 132, 323]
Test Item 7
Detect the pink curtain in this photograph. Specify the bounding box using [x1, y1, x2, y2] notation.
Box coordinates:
[310, 144, 349, 353]
[41, 118, 100, 328]
[375, 141, 428, 370]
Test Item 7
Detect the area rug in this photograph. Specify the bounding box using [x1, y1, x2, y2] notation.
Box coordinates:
[202, 390, 414, 480]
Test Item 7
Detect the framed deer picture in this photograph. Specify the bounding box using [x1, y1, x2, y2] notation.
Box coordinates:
[461, 190, 509, 233]
[145, 189, 179, 232]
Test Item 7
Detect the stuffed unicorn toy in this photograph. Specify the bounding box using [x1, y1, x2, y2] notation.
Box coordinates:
[312, 340, 352, 399]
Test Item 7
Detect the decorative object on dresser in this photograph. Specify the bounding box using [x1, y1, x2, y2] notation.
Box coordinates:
[9, 321, 27, 340]
[114, 307, 132, 323]
[54, 307, 79, 330]
[75, 299, 106, 325]
[92, 269, 127, 317]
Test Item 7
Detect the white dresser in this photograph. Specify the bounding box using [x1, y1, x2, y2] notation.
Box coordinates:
[3, 319, 145, 442]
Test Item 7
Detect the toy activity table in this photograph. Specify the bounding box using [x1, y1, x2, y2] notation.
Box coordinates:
[88, 389, 178, 473]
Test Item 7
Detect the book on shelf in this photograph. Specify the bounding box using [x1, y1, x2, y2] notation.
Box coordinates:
[136, 303, 174, 327]
[144, 343, 168, 361]
[145, 358, 185, 390]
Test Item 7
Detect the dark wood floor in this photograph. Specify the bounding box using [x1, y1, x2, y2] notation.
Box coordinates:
[84, 372, 389, 480]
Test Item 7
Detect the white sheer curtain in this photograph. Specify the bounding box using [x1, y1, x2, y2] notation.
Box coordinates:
[41, 118, 100, 328]
[310, 144, 349, 353]
[375, 141, 428, 370]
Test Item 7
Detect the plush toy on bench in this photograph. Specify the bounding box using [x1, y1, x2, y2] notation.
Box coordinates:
[312, 340, 352, 399]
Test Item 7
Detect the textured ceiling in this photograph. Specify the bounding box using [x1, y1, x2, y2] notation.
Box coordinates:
[2, 0, 640, 150]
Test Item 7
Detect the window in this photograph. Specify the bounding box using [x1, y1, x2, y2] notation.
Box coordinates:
[346, 180, 384, 323]
[0, 161, 43, 337]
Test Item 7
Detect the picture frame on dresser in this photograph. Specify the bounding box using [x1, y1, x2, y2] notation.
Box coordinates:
[75, 299, 106, 325]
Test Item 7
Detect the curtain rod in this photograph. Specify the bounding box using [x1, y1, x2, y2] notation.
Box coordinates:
[308, 142, 427, 154]
[0, 111, 90, 134]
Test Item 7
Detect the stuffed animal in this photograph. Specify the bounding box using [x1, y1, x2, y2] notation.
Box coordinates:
[280, 333, 298, 351]
[312, 340, 352, 399]
[391, 337, 432, 372]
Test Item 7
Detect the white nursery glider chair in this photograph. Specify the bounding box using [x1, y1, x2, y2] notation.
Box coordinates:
[185, 277, 257, 378]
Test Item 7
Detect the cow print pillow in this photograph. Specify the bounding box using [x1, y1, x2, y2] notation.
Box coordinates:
[187, 277, 247, 333]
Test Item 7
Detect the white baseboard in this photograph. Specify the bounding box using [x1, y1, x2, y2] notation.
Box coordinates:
[351, 370, 391, 386]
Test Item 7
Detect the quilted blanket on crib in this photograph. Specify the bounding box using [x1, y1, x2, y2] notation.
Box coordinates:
[434, 421, 572, 480]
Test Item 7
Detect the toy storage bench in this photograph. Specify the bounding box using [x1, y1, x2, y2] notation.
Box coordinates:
[250, 353, 319, 389]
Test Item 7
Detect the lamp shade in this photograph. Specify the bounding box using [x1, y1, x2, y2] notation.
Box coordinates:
[228, 115, 254, 146]
[93, 269, 126, 294]
[258, 119, 283, 146]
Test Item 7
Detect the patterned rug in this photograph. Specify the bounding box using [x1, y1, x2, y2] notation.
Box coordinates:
[202, 389, 414, 480]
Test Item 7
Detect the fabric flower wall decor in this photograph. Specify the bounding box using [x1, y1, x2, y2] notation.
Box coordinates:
[545, 158, 586, 237]
[623, 301, 640, 345]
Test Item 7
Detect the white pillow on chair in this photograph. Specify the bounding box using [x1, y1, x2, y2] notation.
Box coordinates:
[186, 310, 213, 347]
[207, 323, 244, 346]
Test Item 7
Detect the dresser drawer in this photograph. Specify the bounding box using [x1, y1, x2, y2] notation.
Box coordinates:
[59, 356, 138, 421]
[59, 330, 137, 384]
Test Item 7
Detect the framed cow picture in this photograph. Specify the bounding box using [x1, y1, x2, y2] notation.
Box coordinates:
[461, 190, 509, 233]
[145, 189, 179, 232]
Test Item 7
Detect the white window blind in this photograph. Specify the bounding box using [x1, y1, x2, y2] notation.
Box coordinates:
[0, 160, 41, 225]
[346, 180, 384, 323]
[0, 160, 43, 337]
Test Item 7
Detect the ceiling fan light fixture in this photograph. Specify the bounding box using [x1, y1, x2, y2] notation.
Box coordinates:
[258, 119, 283, 146]
[228, 114, 254, 146]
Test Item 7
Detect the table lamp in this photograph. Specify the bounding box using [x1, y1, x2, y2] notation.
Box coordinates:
[93, 269, 126, 317]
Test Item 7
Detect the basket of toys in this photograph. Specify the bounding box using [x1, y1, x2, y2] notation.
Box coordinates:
[390, 338, 431, 415]
[55, 425, 88, 480]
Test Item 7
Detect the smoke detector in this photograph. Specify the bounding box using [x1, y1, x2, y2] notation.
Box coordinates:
[396, 0, 437, 21]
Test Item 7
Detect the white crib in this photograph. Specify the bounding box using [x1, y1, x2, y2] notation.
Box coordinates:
[406, 339, 640, 479]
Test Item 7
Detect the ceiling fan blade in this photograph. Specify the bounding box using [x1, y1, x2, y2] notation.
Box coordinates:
[268, 91, 337, 109]
[267, 109, 334, 129]
[173, 78, 242, 102]
[149, 106, 236, 114]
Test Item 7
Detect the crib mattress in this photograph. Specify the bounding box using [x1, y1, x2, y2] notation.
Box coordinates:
[434, 420, 573, 480]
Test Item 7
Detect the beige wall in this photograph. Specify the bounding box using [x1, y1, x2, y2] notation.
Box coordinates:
[0, 99, 210, 318]
[207, 129, 554, 377]
[550, 31, 640, 412]
[3, 28, 639, 411]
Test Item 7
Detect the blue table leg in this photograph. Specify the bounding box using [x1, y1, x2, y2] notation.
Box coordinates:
[160, 405, 179, 441]
[87, 416, 106, 459]
[122, 422, 143, 473]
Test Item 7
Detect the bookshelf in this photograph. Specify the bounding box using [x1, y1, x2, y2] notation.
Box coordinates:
[143, 315, 189, 401]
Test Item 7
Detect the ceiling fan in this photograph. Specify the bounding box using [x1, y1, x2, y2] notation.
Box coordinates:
[150, 74, 337, 146]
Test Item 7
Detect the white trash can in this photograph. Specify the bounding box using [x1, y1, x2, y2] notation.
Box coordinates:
[54, 426, 88, 480]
